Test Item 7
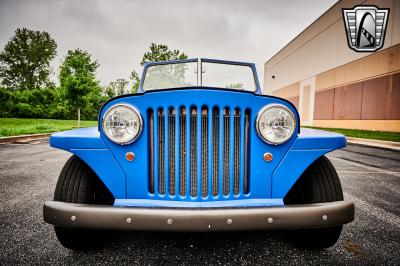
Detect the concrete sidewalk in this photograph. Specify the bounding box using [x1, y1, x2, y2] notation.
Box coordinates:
[347, 137, 400, 151]
[0, 133, 51, 144]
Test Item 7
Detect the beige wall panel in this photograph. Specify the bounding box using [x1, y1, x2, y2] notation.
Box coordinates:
[362, 50, 391, 79]
[316, 69, 336, 91]
[361, 76, 388, 119]
[389, 45, 400, 72]
[313, 120, 400, 132]
[287, 97, 299, 110]
[387, 72, 400, 119]
[314, 89, 335, 120]
[301, 85, 311, 121]
[270, 82, 299, 98]
[333, 83, 363, 120]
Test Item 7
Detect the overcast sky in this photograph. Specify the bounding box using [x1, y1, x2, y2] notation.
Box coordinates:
[0, 0, 336, 87]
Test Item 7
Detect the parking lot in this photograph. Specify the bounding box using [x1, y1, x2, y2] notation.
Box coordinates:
[0, 139, 399, 265]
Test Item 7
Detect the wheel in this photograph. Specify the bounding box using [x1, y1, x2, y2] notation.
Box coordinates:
[53, 155, 114, 250]
[284, 155, 344, 249]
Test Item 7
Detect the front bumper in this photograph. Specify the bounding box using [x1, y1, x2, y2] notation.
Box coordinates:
[43, 200, 354, 231]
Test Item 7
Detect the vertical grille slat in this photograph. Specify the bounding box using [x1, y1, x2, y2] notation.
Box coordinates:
[149, 105, 251, 199]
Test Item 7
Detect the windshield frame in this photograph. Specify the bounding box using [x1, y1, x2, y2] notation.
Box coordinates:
[139, 58, 261, 93]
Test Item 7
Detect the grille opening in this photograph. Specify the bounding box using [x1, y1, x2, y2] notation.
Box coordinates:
[233, 108, 241, 195]
[168, 107, 176, 196]
[190, 107, 198, 197]
[179, 106, 187, 196]
[158, 108, 166, 195]
[201, 106, 209, 197]
[244, 108, 251, 194]
[148, 109, 155, 194]
[223, 107, 230, 196]
[148, 105, 251, 199]
[212, 107, 220, 196]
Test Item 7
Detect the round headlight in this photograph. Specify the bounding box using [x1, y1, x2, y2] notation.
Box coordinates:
[256, 104, 296, 144]
[102, 104, 142, 145]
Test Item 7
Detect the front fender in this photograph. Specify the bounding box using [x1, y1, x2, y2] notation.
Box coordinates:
[50, 127, 126, 199]
[272, 128, 346, 198]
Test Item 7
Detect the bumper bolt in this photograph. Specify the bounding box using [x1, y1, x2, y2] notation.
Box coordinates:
[70, 215, 76, 222]
[126, 217, 132, 224]
[227, 218, 233, 225]
[267, 217, 273, 224]
[322, 215, 328, 221]
[167, 218, 173, 225]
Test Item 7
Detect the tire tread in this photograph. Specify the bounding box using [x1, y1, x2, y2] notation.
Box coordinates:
[284, 155, 344, 249]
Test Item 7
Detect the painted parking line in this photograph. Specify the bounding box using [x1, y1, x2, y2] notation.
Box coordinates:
[344, 192, 400, 229]
[329, 156, 400, 177]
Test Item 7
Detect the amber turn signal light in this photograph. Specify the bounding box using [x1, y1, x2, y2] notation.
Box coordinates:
[263, 152, 273, 162]
[125, 152, 135, 162]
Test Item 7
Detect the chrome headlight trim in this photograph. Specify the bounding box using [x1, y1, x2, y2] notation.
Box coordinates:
[256, 103, 296, 145]
[102, 103, 143, 145]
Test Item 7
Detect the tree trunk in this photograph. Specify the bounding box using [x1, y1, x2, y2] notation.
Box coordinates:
[77, 107, 81, 128]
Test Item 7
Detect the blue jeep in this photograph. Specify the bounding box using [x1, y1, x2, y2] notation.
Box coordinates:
[43, 58, 354, 249]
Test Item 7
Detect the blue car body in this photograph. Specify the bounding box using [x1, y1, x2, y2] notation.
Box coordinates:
[49, 58, 347, 209]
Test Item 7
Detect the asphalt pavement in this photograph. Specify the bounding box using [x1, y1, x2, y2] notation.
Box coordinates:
[0, 140, 399, 265]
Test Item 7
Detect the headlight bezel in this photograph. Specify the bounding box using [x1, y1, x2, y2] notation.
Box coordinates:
[256, 103, 297, 145]
[102, 103, 143, 145]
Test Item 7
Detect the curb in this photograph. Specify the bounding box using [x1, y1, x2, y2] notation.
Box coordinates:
[347, 137, 400, 151]
[0, 133, 51, 144]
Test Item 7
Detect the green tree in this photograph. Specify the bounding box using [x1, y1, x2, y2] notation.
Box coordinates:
[0, 28, 57, 90]
[140, 43, 187, 66]
[108, 78, 129, 96]
[226, 83, 244, 89]
[59, 49, 99, 127]
[103, 85, 116, 99]
[129, 71, 140, 93]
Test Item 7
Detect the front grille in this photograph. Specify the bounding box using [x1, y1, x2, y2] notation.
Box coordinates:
[148, 105, 250, 199]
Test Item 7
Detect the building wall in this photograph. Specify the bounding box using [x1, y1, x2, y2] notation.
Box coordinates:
[263, 0, 400, 132]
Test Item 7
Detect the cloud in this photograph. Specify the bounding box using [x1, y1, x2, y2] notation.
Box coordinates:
[0, 0, 336, 87]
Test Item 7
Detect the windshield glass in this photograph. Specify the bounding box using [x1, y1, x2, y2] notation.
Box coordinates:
[142, 60, 256, 91]
[201, 62, 255, 91]
[142, 62, 197, 91]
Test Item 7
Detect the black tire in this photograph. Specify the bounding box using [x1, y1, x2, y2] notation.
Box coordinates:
[284, 156, 344, 249]
[53, 155, 114, 250]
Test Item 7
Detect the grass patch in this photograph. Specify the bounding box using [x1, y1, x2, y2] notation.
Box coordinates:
[304, 126, 400, 142]
[0, 118, 97, 137]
